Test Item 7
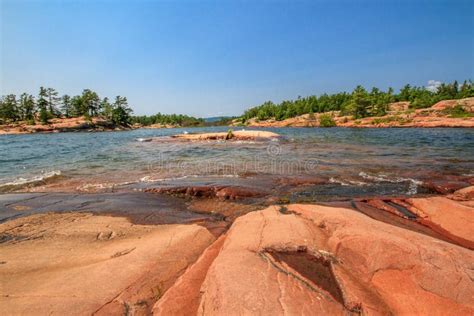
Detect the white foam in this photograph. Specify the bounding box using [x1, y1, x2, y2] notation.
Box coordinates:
[358, 172, 422, 195]
[329, 177, 367, 186]
[0, 170, 62, 189]
[77, 180, 137, 191]
[139, 174, 239, 183]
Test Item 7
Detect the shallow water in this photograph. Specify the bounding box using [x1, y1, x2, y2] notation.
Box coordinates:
[1, 127, 473, 197]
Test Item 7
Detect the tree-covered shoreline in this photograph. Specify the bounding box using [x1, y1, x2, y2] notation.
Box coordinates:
[0, 87, 220, 128]
[239, 80, 474, 122]
[2, 80, 473, 130]
[0, 87, 133, 127]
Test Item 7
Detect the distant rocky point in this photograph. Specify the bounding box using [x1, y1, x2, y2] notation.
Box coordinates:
[0, 116, 130, 135]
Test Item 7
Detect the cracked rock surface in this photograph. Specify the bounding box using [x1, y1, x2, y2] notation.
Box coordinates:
[156, 204, 473, 315]
[0, 213, 215, 315]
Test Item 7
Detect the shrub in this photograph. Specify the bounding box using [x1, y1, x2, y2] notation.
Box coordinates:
[319, 114, 336, 127]
[444, 104, 474, 118]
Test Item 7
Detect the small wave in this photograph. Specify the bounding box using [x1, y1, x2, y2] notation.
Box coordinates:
[136, 138, 152, 142]
[0, 170, 62, 192]
[359, 172, 422, 184]
[77, 180, 137, 192]
[358, 172, 422, 195]
[329, 177, 367, 186]
[329, 177, 349, 186]
[139, 174, 239, 183]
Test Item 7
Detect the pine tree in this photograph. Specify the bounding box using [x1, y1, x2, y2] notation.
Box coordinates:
[70, 95, 84, 117]
[81, 89, 100, 117]
[100, 97, 112, 120]
[0, 94, 19, 122]
[347, 86, 370, 118]
[111, 96, 132, 126]
[61, 95, 72, 118]
[19, 93, 35, 121]
[46, 87, 60, 117]
[38, 87, 50, 124]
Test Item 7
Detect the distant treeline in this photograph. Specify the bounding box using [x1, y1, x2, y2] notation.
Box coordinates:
[240, 80, 474, 122]
[131, 114, 235, 127]
[0, 87, 133, 126]
[131, 113, 204, 127]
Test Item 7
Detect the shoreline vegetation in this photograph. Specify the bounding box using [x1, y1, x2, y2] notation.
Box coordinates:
[1, 80, 473, 135]
[235, 79, 474, 128]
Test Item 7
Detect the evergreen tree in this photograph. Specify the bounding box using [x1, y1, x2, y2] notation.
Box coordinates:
[70, 95, 84, 117]
[0, 94, 19, 122]
[38, 87, 50, 124]
[347, 86, 370, 118]
[100, 97, 112, 120]
[46, 87, 60, 117]
[459, 80, 474, 98]
[60, 95, 72, 118]
[111, 96, 132, 126]
[19, 93, 36, 121]
[81, 89, 100, 117]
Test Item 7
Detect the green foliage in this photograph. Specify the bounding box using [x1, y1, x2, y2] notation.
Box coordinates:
[19, 93, 35, 121]
[0, 87, 136, 127]
[346, 86, 370, 118]
[319, 114, 336, 127]
[61, 95, 72, 118]
[131, 113, 204, 127]
[39, 107, 49, 125]
[100, 97, 112, 120]
[444, 104, 474, 118]
[111, 96, 133, 126]
[2, 80, 473, 128]
[46, 87, 60, 117]
[36, 87, 49, 124]
[0, 94, 19, 122]
[226, 129, 234, 140]
[371, 116, 412, 125]
[238, 80, 474, 121]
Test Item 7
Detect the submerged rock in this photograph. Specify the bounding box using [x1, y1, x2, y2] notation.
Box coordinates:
[423, 179, 470, 194]
[146, 185, 268, 200]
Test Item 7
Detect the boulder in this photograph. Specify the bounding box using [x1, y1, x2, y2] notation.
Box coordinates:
[156, 205, 473, 315]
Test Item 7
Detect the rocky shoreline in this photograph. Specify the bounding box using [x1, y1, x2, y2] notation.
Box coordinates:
[0, 116, 131, 135]
[1, 98, 473, 135]
[1, 180, 473, 314]
[238, 97, 474, 128]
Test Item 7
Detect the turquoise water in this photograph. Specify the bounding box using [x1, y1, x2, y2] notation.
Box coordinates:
[0, 127, 473, 193]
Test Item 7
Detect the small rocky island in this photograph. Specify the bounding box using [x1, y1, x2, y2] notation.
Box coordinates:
[171, 130, 280, 141]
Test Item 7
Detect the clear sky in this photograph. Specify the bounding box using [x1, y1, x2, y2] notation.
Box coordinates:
[1, 0, 473, 117]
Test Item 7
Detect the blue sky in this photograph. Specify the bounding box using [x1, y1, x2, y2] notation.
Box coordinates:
[1, 0, 473, 117]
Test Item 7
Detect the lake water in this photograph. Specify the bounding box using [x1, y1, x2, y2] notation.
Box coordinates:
[1, 127, 473, 197]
